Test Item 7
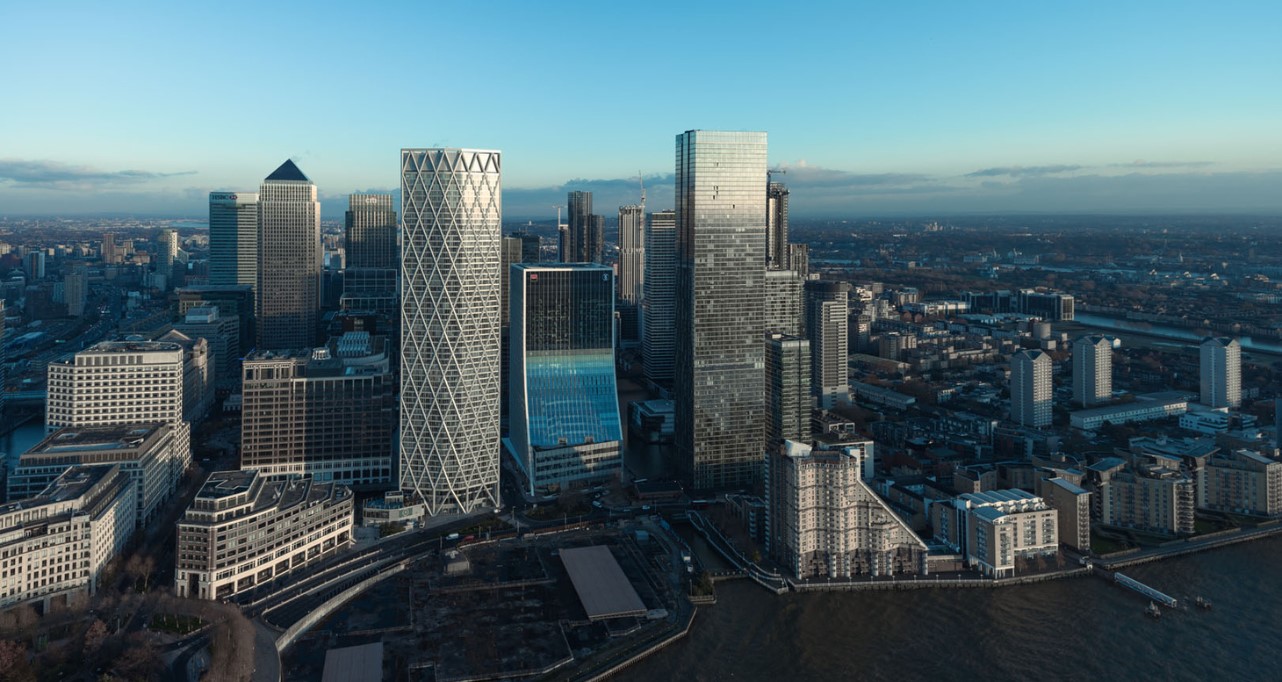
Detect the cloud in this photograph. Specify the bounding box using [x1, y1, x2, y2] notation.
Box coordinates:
[0, 159, 196, 189]
[966, 165, 1084, 178]
[1106, 160, 1214, 169]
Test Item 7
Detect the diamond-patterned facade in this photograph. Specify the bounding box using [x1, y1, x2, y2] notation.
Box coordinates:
[400, 148, 502, 516]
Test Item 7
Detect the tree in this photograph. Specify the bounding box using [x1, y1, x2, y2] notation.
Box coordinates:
[0, 639, 35, 682]
[83, 619, 108, 657]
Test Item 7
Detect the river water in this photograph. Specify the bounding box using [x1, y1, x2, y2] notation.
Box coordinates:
[619, 536, 1282, 681]
[1075, 313, 1282, 356]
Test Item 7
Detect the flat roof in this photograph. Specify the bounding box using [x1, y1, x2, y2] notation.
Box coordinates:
[321, 642, 382, 682]
[560, 545, 646, 621]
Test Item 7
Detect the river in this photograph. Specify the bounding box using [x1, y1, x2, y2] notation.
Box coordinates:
[619, 536, 1282, 681]
[1075, 313, 1282, 356]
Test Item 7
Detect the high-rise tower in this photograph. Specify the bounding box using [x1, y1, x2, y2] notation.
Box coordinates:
[1200, 337, 1241, 408]
[805, 280, 851, 409]
[342, 193, 398, 316]
[400, 148, 502, 516]
[209, 191, 259, 292]
[642, 210, 677, 387]
[674, 130, 767, 490]
[1072, 335, 1113, 406]
[766, 182, 789, 270]
[1011, 349, 1052, 428]
[618, 204, 645, 305]
[256, 160, 320, 350]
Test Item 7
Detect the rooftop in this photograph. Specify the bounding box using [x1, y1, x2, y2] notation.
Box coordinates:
[265, 159, 311, 183]
[26, 423, 166, 457]
[559, 545, 647, 622]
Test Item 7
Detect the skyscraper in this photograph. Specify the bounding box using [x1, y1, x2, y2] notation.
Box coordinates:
[342, 193, 399, 316]
[642, 210, 677, 387]
[565, 191, 603, 263]
[805, 280, 851, 409]
[257, 160, 321, 350]
[208, 192, 259, 292]
[1200, 337, 1241, 408]
[618, 205, 645, 305]
[766, 333, 811, 448]
[158, 228, 179, 286]
[509, 264, 622, 496]
[1072, 335, 1113, 406]
[400, 148, 502, 516]
[764, 269, 804, 337]
[766, 182, 789, 270]
[675, 130, 767, 490]
[512, 230, 541, 263]
[789, 243, 810, 279]
[1011, 349, 1052, 428]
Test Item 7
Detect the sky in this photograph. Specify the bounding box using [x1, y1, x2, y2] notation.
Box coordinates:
[1, 0, 1280, 218]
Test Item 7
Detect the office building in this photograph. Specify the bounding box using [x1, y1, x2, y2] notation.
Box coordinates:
[1072, 335, 1112, 406]
[154, 330, 215, 425]
[675, 130, 767, 489]
[931, 489, 1058, 578]
[1011, 349, 1052, 428]
[509, 264, 622, 496]
[512, 230, 540, 263]
[1200, 337, 1242, 409]
[257, 160, 321, 350]
[173, 306, 240, 389]
[208, 192, 259, 293]
[0, 465, 135, 609]
[765, 334, 811, 448]
[766, 182, 789, 270]
[342, 193, 398, 317]
[10, 424, 179, 527]
[400, 148, 502, 516]
[240, 333, 394, 487]
[46, 341, 191, 483]
[0, 299, 5, 419]
[565, 191, 603, 264]
[642, 210, 677, 386]
[178, 285, 255, 357]
[1197, 449, 1282, 516]
[1017, 290, 1075, 321]
[763, 269, 803, 337]
[174, 470, 353, 600]
[618, 204, 645, 305]
[805, 280, 850, 409]
[767, 440, 927, 579]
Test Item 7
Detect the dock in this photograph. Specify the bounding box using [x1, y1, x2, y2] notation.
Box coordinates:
[1105, 570, 1179, 607]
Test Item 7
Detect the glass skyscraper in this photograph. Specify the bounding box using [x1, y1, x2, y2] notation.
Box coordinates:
[509, 264, 622, 496]
[208, 191, 258, 292]
[674, 130, 768, 490]
[400, 148, 502, 516]
[342, 193, 398, 316]
[767, 182, 790, 270]
[642, 210, 677, 386]
[257, 160, 321, 350]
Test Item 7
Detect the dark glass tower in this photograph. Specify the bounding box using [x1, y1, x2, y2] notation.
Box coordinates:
[674, 130, 767, 490]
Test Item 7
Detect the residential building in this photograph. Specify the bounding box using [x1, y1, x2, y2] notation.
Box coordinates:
[508, 264, 622, 496]
[618, 204, 645, 306]
[767, 440, 928, 579]
[765, 334, 811, 449]
[642, 210, 677, 386]
[788, 243, 809, 279]
[565, 191, 603, 264]
[64, 264, 88, 317]
[0, 465, 136, 609]
[1200, 337, 1242, 408]
[763, 269, 803, 336]
[1072, 335, 1112, 406]
[1097, 465, 1195, 536]
[46, 341, 190, 484]
[1011, 349, 1052, 428]
[1069, 393, 1189, 430]
[1042, 477, 1091, 551]
[240, 333, 394, 487]
[257, 160, 321, 350]
[932, 489, 1058, 578]
[805, 280, 851, 409]
[208, 192, 259, 295]
[174, 470, 353, 600]
[766, 182, 789, 270]
[675, 130, 767, 489]
[9, 424, 178, 527]
[1198, 449, 1282, 516]
[400, 148, 502, 516]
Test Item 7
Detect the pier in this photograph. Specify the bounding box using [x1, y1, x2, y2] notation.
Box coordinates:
[1099, 569, 1179, 607]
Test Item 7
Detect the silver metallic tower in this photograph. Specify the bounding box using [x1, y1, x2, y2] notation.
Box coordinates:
[256, 160, 320, 350]
[674, 130, 767, 490]
[400, 148, 502, 516]
[618, 204, 645, 305]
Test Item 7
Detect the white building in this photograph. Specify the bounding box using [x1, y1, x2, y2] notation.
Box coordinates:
[1072, 335, 1112, 406]
[1, 465, 136, 609]
[767, 440, 927, 579]
[1200, 337, 1241, 409]
[933, 489, 1058, 578]
[46, 340, 191, 484]
[1198, 449, 1282, 516]
[1070, 393, 1189, 430]
[175, 470, 353, 600]
[1011, 349, 1052, 428]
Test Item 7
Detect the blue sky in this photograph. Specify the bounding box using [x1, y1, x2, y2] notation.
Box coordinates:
[1, 0, 1280, 217]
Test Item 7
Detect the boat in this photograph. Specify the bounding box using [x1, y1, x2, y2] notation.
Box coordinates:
[1146, 601, 1162, 619]
[1195, 596, 1212, 610]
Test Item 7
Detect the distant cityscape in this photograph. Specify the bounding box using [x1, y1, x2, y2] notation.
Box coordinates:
[0, 132, 1280, 682]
